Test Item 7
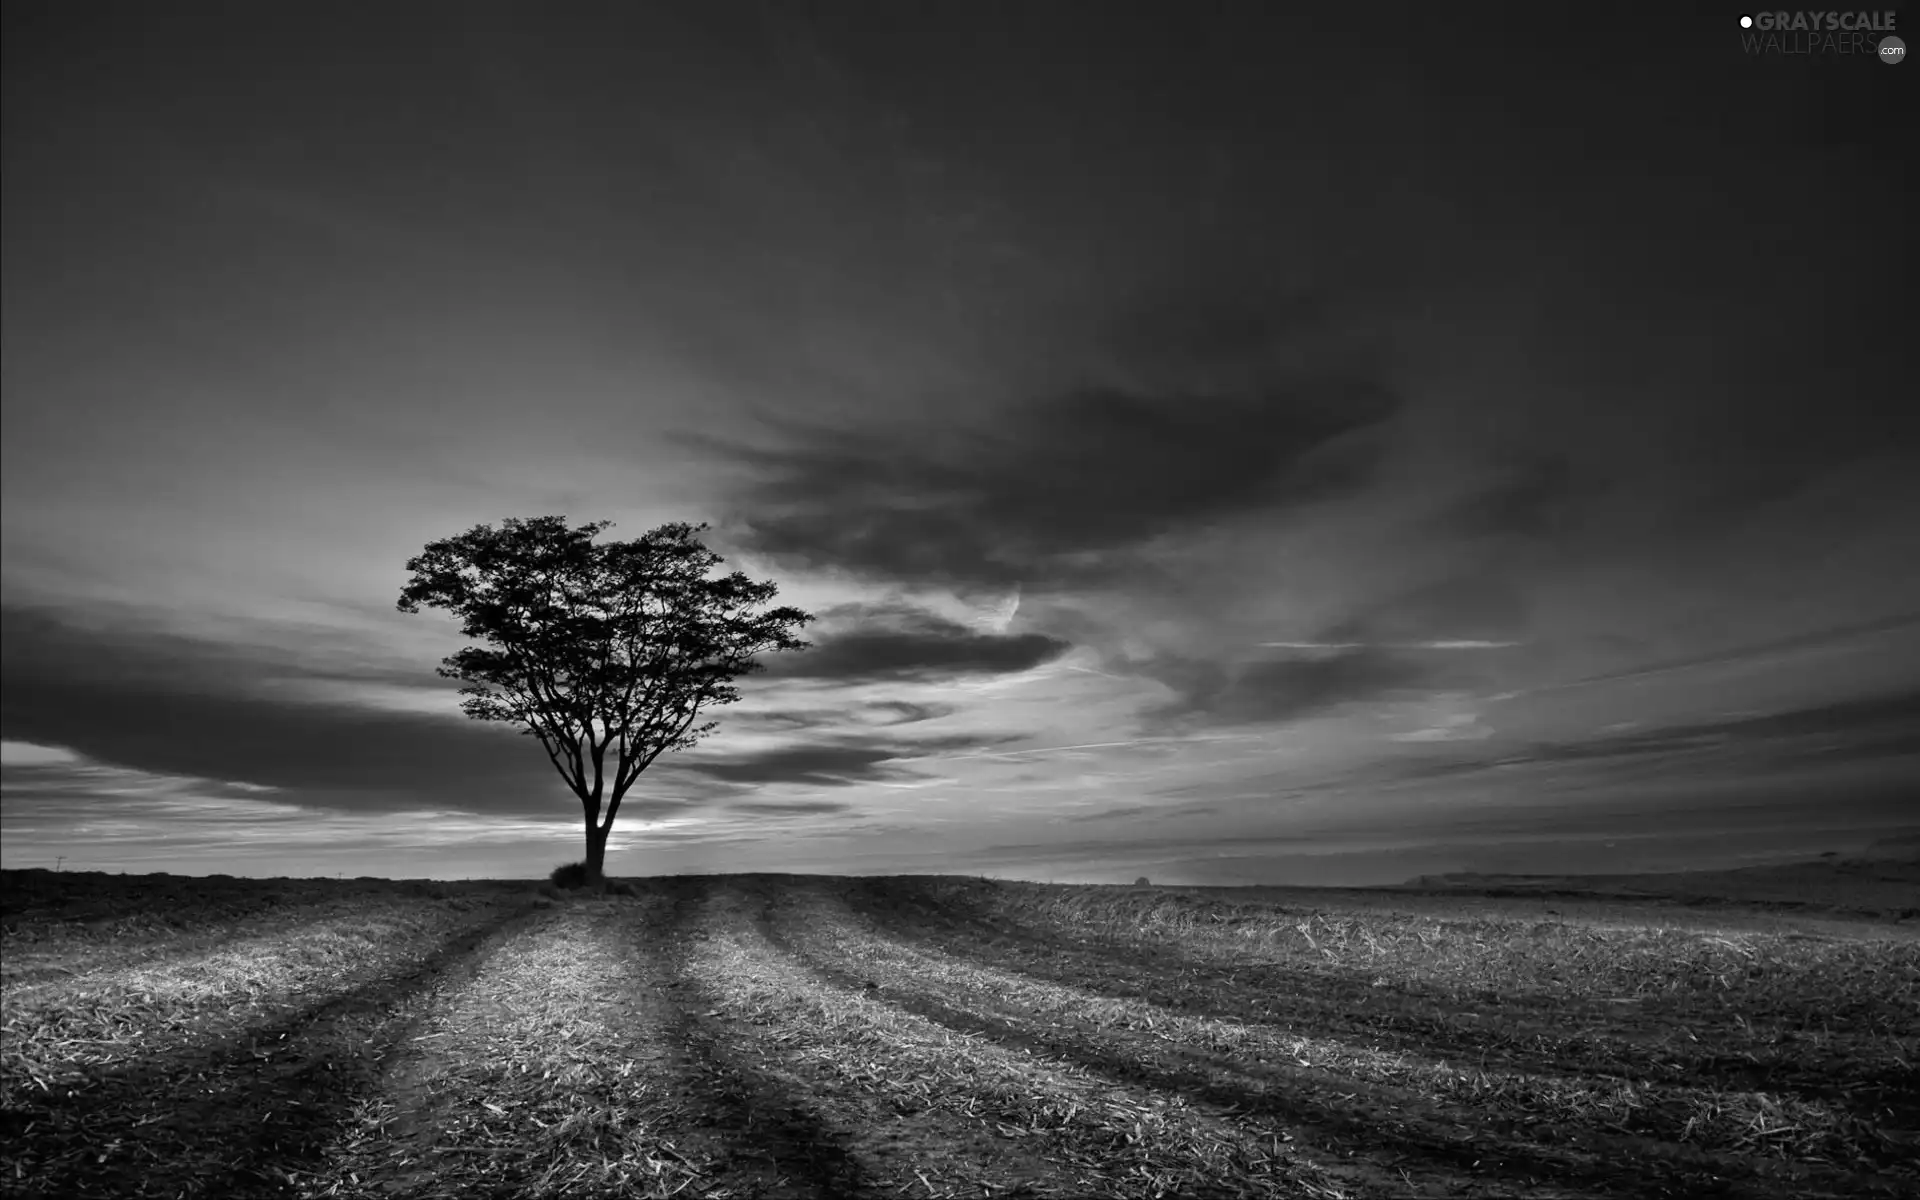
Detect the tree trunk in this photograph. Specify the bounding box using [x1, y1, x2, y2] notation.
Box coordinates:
[583, 818, 608, 883]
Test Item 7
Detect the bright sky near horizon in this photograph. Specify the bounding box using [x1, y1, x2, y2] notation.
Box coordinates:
[3, 5, 1916, 885]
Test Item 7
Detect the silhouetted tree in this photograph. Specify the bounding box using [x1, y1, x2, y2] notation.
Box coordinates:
[398, 517, 814, 882]
[1134, 876, 1151, 887]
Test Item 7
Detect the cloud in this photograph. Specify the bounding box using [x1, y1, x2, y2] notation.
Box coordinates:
[861, 700, 956, 725]
[1382, 688, 1920, 780]
[1543, 611, 1920, 693]
[1696, 688, 1920, 751]
[765, 602, 1070, 681]
[1, 741, 81, 767]
[1260, 640, 1518, 651]
[675, 732, 1020, 788]
[1140, 647, 1434, 731]
[691, 377, 1401, 592]
[0, 601, 761, 817]
[730, 699, 960, 732]
[1061, 803, 1157, 823]
[724, 800, 854, 817]
[1390, 714, 1496, 743]
[726, 708, 846, 732]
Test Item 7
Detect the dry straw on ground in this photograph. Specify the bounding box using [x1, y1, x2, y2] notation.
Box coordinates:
[3, 864, 1915, 1198]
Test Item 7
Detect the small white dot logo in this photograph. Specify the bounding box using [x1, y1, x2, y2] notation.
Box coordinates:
[1739, 15, 1753, 27]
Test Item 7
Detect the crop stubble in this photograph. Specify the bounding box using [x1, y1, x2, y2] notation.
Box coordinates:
[3, 870, 1914, 1198]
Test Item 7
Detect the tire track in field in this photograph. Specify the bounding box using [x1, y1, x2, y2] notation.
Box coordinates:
[631, 877, 876, 1198]
[4, 900, 539, 1199]
[678, 877, 1212, 1199]
[779, 882, 1907, 1200]
[709, 879, 1353, 1200]
[920, 879, 1920, 1148]
[761, 884, 1565, 1200]
[901, 883, 1919, 1199]
[305, 896, 747, 1199]
[846, 879, 1920, 1139]
[859, 884, 1916, 1199]
[2, 896, 373, 989]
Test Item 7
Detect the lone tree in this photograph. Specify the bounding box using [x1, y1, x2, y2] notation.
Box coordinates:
[398, 516, 814, 883]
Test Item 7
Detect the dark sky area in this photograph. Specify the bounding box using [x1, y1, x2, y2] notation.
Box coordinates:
[3, 3, 1915, 883]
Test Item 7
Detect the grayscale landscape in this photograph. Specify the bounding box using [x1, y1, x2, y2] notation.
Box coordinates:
[3, 4, 1913, 1197]
[4, 852, 1916, 1198]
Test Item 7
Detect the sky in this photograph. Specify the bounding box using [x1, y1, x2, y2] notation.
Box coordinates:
[3, 4, 1916, 886]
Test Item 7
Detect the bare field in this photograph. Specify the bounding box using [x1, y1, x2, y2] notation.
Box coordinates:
[2, 867, 1915, 1198]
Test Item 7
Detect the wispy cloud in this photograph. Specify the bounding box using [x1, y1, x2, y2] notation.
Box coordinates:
[1259, 640, 1519, 650]
[1390, 716, 1496, 743]
[1537, 612, 1920, 693]
[0, 741, 81, 767]
[765, 601, 1072, 682]
[674, 732, 1023, 788]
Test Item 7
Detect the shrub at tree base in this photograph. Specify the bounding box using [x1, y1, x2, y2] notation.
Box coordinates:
[549, 862, 593, 891]
[545, 862, 640, 899]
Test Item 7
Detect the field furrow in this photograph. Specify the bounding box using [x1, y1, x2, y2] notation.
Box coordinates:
[4, 869, 1913, 1199]
[771, 882, 1645, 1198]
[298, 898, 736, 1198]
[686, 878, 1353, 1199]
[824, 879, 1917, 1198]
[842, 879, 1920, 1137]
[1, 894, 537, 1198]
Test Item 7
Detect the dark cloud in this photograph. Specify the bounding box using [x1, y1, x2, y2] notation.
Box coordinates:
[695, 378, 1400, 591]
[1062, 803, 1156, 823]
[1692, 689, 1920, 752]
[1523, 730, 1732, 764]
[679, 732, 1017, 788]
[0, 604, 560, 813]
[1566, 612, 1920, 689]
[0, 602, 780, 816]
[765, 603, 1069, 681]
[727, 708, 844, 733]
[728, 699, 958, 733]
[1379, 757, 1496, 784]
[1140, 647, 1434, 731]
[725, 800, 854, 817]
[862, 700, 954, 725]
[1383, 688, 1920, 781]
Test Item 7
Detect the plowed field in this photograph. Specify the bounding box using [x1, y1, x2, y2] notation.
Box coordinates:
[4, 870, 1915, 1198]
